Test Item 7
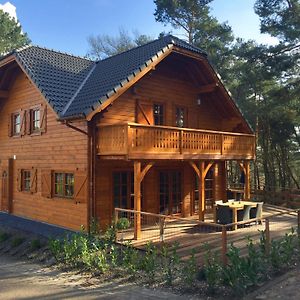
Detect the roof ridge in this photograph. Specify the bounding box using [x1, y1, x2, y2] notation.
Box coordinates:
[20, 44, 93, 62]
[96, 35, 175, 64]
[61, 61, 98, 116]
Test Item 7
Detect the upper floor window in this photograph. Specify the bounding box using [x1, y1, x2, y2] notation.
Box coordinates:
[13, 113, 21, 136]
[31, 108, 41, 132]
[54, 172, 74, 198]
[153, 104, 164, 125]
[175, 107, 187, 128]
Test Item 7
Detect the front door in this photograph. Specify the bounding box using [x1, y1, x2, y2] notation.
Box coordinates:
[159, 170, 182, 215]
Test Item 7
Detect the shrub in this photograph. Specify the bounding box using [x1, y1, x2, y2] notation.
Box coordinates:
[122, 241, 140, 275]
[161, 242, 180, 285]
[30, 238, 42, 251]
[142, 242, 158, 283]
[11, 236, 25, 248]
[181, 249, 198, 287]
[0, 231, 10, 243]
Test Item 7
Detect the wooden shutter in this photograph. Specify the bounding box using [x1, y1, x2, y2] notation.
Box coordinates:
[30, 168, 37, 193]
[136, 101, 154, 125]
[74, 171, 87, 203]
[41, 169, 52, 198]
[26, 110, 32, 135]
[17, 169, 22, 192]
[20, 110, 26, 136]
[8, 114, 12, 137]
[40, 105, 47, 133]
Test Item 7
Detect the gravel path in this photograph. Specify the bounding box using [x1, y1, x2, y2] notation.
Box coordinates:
[0, 255, 187, 300]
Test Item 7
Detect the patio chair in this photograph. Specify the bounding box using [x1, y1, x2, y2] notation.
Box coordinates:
[215, 200, 224, 205]
[250, 202, 264, 224]
[216, 205, 233, 225]
[237, 205, 252, 227]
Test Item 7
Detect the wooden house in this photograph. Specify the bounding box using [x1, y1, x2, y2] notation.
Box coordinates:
[0, 36, 255, 233]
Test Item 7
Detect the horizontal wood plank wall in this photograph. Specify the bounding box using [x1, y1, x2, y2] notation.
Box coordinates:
[0, 71, 88, 230]
[214, 161, 226, 202]
[96, 60, 244, 132]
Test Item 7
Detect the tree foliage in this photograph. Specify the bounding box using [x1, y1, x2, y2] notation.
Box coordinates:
[87, 28, 153, 60]
[0, 10, 30, 56]
[154, 0, 234, 79]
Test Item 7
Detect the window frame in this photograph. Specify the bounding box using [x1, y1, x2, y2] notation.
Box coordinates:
[175, 105, 188, 128]
[12, 111, 21, 136]
[153, 103, 165, 126]
[53, 172, 75, 199]
[21, 169, 31, 192]
[31, 107, 41, 133]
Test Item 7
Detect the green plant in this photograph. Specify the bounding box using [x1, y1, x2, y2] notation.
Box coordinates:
[89, 218, 100, 236]
[11, 236, 25, 248]
[30, 238, 42, 251]
[181, 249, 198, 287]
[161, 242, 180, 285]
[49, 238, 63, 262]
[142, 242, 158, 283]
[0, 231, 10, 243]
[203, 245, 222, 291]
[122, 241, 140, 275]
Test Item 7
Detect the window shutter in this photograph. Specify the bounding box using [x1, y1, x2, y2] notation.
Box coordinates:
[41, 169, 52, 198]
[8, 114, 12, 137]
[26, 110, 31, 135]
[40, 105, 47, 133]
[74, 171, 87, 203]
[30, 168, 37, 193]
[136, 101, 154, 125]
[20, 110, 26, 136]
[17, 169, 22, 192]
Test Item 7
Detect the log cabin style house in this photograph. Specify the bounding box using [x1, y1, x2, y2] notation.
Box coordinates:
[0, 35, 255, 233]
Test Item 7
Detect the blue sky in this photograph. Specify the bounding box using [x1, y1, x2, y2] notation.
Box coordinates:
[2, 0, 277, 57]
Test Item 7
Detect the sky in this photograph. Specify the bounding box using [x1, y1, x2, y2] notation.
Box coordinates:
[1, 0, 278, 57]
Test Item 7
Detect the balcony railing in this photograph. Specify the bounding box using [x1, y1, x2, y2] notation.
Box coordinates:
[97, 123, 255, 160]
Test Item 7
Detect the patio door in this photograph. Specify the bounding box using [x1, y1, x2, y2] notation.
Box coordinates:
[159, 170, 182, 215]
[192, 169, 214, 214]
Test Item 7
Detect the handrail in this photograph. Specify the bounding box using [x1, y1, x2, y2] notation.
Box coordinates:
[115, 207, 299, 230]
[98, 122, 255, 138]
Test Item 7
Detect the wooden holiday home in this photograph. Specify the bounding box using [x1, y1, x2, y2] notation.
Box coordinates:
[0, 35, 255, 232]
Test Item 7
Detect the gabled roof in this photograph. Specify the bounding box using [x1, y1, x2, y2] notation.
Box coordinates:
[0, 35, 206, 119]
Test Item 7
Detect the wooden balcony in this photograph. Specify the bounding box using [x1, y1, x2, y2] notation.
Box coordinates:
[97, 123, 255, 160]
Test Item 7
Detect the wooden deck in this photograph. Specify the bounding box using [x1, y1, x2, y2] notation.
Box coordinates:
[116, 205, 298, 264]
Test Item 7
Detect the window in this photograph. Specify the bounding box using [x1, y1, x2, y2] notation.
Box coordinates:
[21, 170, 31, 192]
[54, 172, 74, 198]
[13, 113, 21, 135]
[31, 109, 40, 132]
[153, 104, 164, 125]
[175, 107, 186, 128]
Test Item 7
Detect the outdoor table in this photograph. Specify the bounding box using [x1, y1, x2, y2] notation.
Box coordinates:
[213, 201, 258, 230]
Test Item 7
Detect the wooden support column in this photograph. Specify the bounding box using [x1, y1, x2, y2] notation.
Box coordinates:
[239, 161, 251, 201]
[244, 161, 251, 201]
[189, 161, 214, 222]
[134, 161, 141, 240]
[134, 161, 154, 240]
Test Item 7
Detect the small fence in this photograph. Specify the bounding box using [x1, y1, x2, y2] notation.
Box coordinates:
[115, 207, 300, 265]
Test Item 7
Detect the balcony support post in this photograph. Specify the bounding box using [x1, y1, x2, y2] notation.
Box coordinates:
[134, 161, 154, 240]
[239, 161, 251, 200]
[189, 160, 214, 221]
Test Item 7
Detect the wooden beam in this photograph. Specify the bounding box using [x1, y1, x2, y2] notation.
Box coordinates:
[134, 161, 142, 240]
[197, 83, 218, 94]
[244, 161, 251, 200]
[0, 90, 9, 98]
[199, 161, 205, 222]
[140, 162, 154, 182]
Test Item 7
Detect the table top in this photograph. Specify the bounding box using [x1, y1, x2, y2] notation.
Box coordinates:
[216, 201, 258, 209]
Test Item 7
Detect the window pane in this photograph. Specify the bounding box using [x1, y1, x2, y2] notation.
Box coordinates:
[153, 104, 164, 125]
[65, 173, 74, 197]
[176, 107, 185, 128]
[22, 170, 31, 192]
[14, 114, 21, 135]
[54, 173, 64, 196]
[33, 109, 40, 131]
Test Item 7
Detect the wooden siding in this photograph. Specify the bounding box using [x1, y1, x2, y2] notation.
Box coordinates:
[0, 71, 88, 230]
